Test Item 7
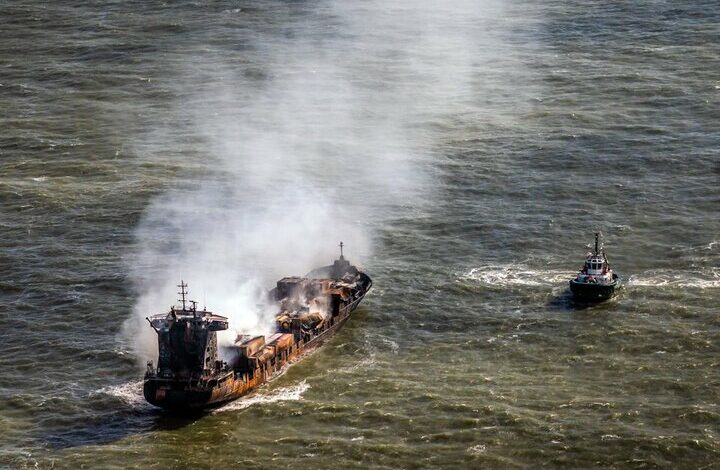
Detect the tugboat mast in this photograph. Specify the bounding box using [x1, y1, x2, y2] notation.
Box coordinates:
[594, 232, 600, 255]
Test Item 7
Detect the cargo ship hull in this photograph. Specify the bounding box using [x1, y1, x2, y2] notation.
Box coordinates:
[144, 264, 370, 410]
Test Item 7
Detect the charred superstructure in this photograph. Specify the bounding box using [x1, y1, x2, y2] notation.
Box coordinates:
[144, 282, 232, 408]
[143, 245, 371, 410]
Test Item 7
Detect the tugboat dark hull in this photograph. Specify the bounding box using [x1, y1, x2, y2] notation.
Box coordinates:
[569, 278, 618, 302]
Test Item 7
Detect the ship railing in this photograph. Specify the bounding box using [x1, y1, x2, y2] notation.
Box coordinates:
[339, 286, 370, 315]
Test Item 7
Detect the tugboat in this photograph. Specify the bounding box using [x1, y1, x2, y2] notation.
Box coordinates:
[569, 232, 620, 302]
[143, 243, 372, 410]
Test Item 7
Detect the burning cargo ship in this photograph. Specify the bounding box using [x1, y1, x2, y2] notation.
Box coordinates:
[143, 245, 372, 410]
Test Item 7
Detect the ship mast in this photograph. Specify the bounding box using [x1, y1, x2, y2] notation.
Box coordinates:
[594, 232, 600, 255]
[178, 280, 188, 311]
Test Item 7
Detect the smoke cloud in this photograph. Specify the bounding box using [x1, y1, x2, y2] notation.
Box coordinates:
[124, 0, 514, 361]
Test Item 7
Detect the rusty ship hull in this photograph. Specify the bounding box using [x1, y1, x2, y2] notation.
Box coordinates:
[143, 258, 371, 410]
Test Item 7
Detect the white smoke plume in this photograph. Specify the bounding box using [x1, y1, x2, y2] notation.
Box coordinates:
[124, 0, 517, 361]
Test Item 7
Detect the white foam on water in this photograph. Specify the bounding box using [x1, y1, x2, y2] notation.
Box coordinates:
[467, 444, 487, 456]
[215, 380, 310, 413]
[380, 336, 399, 354]
[627, 269, 720, 289]
[93, 380, 149, 409]
[463, 265, 720, 289]
[461, 265, 574, 287]
[93, 375, 310, 413]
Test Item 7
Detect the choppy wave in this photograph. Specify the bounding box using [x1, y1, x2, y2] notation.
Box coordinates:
[467, 444, 487, 456]
[215, 381, 309, 413]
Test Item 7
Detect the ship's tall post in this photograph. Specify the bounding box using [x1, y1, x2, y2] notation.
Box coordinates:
[594, 233, 600, 255]
[178, 281, 188, 311]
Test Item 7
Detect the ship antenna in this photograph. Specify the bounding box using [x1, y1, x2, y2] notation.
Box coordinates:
[594, 232, 600, 255]
[178, 280, 188, 311]
[339, 241, 345, 260]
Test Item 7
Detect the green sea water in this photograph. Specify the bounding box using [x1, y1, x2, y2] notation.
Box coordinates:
[1, 1, 718, 468]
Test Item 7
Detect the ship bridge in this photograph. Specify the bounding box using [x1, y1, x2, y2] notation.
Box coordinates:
[145, 281, 229, 380]
[584, 255, 607, 276]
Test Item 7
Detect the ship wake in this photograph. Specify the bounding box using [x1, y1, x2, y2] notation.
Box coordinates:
[627, 268, 720, 289]
[462, 265, 719, 290]
[214, 381, 310, 413]
[92, 380, 153, 411]
[461, 265, 574, 287]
